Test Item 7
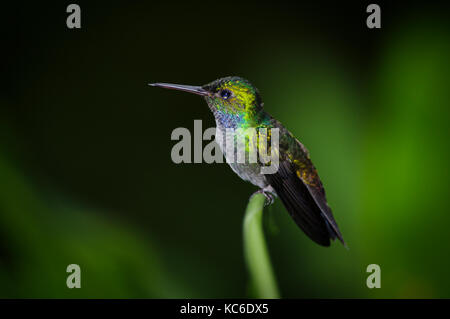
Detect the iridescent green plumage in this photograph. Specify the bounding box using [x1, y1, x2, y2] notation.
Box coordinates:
[150, 76, 345, 247]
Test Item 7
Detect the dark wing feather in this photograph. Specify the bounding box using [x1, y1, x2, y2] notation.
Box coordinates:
[304, 182, 346, 246]
[266, 160, 345, 247]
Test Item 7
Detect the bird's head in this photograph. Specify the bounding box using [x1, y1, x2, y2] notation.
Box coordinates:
[150, 76, 263, 122]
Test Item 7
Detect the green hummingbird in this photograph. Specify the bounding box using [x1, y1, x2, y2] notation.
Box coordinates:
[150, 76, 345, 247]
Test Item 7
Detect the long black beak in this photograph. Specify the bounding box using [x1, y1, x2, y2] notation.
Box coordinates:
[149, 82, 210, 97]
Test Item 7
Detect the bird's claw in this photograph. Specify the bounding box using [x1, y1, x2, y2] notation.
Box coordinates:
[252, 189, 276, 206]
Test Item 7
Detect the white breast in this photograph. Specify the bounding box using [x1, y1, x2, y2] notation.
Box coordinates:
[214, 124, 268, 189]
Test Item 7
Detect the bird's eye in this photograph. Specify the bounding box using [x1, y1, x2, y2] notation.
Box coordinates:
[220, 89, 232, 100]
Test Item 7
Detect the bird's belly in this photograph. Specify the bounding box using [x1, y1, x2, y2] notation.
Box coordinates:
[227, 162, 268, 189]
[215, 126, 268, 189]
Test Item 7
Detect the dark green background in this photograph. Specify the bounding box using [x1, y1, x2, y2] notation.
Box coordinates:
[3, 1, 450, 297]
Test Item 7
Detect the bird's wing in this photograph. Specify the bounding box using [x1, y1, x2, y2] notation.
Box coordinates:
[265, 132, 345, 246]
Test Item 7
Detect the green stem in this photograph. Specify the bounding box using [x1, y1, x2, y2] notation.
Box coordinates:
[243, 193, 280, 298]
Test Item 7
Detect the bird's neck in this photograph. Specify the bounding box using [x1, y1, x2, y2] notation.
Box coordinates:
[214, 109, 271, 130]
[214, 111, 242, 129]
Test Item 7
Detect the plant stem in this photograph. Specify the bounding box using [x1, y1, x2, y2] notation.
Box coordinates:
[243, 193, 280, 298]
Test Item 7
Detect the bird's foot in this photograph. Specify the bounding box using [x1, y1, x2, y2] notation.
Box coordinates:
[251, 187, 277, 206]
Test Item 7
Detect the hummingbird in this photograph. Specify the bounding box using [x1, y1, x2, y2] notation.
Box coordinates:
[150, 76, 345, 247]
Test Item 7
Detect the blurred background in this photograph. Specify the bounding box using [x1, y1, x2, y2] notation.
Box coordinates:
[4, 1, 450, 297]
